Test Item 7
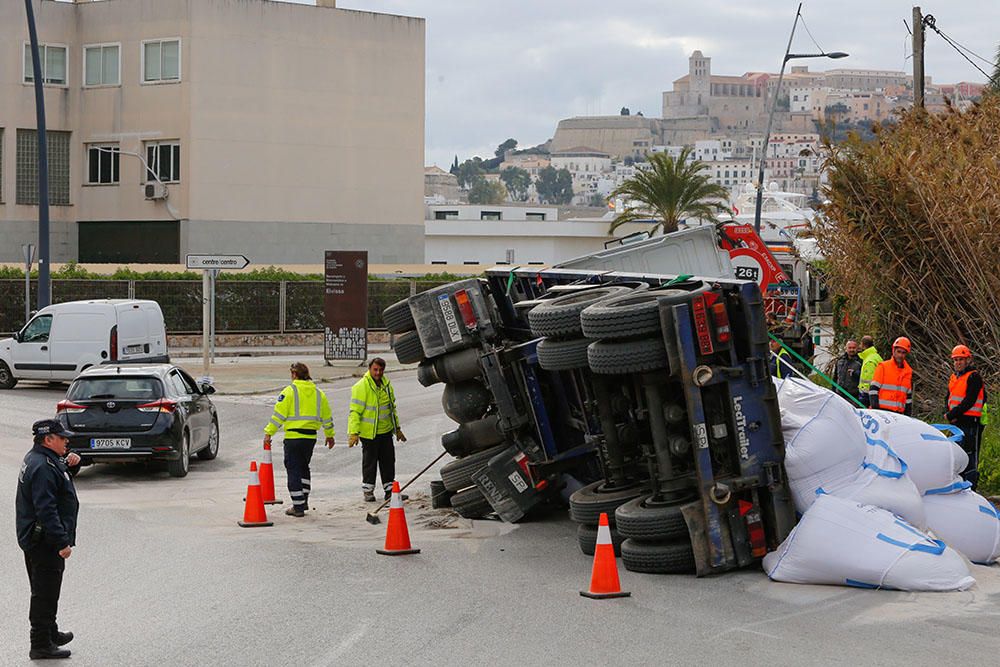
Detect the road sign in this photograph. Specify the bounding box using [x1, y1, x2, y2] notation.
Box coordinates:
[186, 254, 250, 270]
[324, 251, 368, 361]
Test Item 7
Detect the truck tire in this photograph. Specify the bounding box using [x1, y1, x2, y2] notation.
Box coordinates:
[450, 486, 494, 519]
[588, 338, 668, 375]
[442, 380, 492, 423]
[580, 285, 706, 340]
[430, 479, 454, 508]
[527, 286, 633, 339]
[577, 523, 625, 557]
[620, 538, 696, 574]
[614, 495, 689, 541]
[569, 481, 643, 525]
[393, 330, 425, 364]
[0, 361, 17, 389]
[382, 298, 416, 335]
[536, 337, 591, 371]
[439, 444, 508, 492]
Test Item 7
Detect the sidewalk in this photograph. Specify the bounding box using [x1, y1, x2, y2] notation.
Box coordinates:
[172, 344, 414, 395]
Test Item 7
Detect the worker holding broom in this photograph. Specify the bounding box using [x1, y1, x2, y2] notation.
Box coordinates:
[348, 357, 406, 502]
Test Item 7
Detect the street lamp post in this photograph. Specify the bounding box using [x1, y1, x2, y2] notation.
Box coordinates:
[24, 0, 51, 309]
[753, 2, 847, 234]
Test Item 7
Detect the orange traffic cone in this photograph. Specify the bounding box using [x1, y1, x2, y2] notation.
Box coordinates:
[580, 512, 630, 599]
[260, 442, 282, 505]
[376, 480, 420, 556]
[238, 461, 273, 528]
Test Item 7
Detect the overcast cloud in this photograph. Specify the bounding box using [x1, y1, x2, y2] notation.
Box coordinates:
[316, 1, 998, 167]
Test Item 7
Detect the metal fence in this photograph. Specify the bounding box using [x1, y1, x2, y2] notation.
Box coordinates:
[0, 279, 452, 335]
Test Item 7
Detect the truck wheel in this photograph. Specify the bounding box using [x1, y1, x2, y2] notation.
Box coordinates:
[393, 330, 425, 364]
[577, 522, 625, 556]
[382, 298, 415, 334]
[450, 486, 493, 518]
[614, 494, 689, 541]
[581, 284, 707, 340]
[527, 286, 633, 339]
[620, 538, 696, 574]
[439, 444, 508, 492]
[569, 481, 643, 525]
[430, 479, 454, 508]
[442, 380, 492, 423]
[0, 361, 17, 389]
[588, 338, 668, 375]
[536, 337, 591, 371]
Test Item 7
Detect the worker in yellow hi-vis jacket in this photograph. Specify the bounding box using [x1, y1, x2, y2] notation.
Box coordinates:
[263, 362, 334, 517]
[348, 357, 406, 502]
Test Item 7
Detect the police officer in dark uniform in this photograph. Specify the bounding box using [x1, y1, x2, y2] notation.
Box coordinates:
[16, 419, 81, 660]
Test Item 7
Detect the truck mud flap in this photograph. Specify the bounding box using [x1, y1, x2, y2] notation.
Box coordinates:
[681, 501, 737, 577]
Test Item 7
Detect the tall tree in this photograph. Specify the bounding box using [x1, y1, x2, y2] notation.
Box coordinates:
[467, 176, 507, 205]
[450, 155, 459, 175]
[989, 43, 1000, 95]
[608, 147, 728, 235]
[536, 166, 574, 205]
[456, 157, 485, 188]
[495, 138, 518, 159]
[499, 167, 531, 202]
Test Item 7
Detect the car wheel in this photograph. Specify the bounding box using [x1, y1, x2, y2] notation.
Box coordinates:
[536, 337, 591, 371]
[439, 444, 508, 492]
[0, 361, 17, 390]
[197, 419, 219, 461]
[168, 431, 191, 478]
[620, 538, 696, 574]
[577, 522, 625, 557]
[450, 486, 493, 519]
[581, 284, 707, 340]
[588, 337, 669, 375]
[382, 298, 416, 335]
[569, 480, 644, 526]
[393, 330, 425, 365]
[614, 494, 689, 541]
[527, 286, 634, 339]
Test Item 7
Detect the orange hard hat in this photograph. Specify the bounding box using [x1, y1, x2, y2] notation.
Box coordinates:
[951, 344, 972, 359]
[892, 337, 911, 352]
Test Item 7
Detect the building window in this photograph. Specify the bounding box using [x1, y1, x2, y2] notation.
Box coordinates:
[145, 141, 180, 183]
[16, 129, 71, 205]
[23, 43, 67, 85]
[84, 43, 120, 87]
[0, 128, 3, 202]
[526, 213, 546, 221]
[434, 210, 458, 220]
[463, 261, 480, 265]
[431, 261, 447, 265]
[142, 39, 181, 83]
[87, 144, 120, 185]
[480, 211, 501, 221]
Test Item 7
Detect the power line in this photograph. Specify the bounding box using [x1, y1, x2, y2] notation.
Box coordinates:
[923, 14, 996, 83]
[797, 14, 826, 54]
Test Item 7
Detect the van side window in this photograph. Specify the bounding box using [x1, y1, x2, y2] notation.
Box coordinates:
[21, 315, 53, 343]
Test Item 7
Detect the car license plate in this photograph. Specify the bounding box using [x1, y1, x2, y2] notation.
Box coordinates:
[124, 344, 144, 354]
[91, 438, 131, 449]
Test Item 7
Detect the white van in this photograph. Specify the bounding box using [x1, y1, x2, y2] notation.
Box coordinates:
[0, 300, 168, 389]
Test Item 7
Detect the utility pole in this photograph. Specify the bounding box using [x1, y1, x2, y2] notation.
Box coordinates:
[24, 0, 51, 308]
[913, 6, 925, 108]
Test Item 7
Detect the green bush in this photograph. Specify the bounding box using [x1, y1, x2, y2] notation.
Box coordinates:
[978, 422, 1000, 497]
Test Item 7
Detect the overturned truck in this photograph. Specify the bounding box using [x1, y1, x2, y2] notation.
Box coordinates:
[384, 225, 797, 575]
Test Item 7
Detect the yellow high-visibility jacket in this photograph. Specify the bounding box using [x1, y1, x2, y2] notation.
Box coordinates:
[348, 372, 399, 439]
[264, 380, 334, 438]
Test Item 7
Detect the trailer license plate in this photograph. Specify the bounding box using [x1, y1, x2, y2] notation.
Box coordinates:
[438, 294, 463, 343]
[91, 438, 131, 449]
[124, 343, 144, 354]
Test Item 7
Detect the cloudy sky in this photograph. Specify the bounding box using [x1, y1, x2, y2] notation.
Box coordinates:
[317, 1, 997, 167]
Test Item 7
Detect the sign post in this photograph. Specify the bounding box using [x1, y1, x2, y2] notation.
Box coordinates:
[186, 254, 251, 376]
[22, 244, 35, 323]
[323, 251, 368, 363]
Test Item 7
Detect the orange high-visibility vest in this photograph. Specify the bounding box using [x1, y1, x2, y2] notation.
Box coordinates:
[870, 359, 912, 413]
[948, 371, 984, 418]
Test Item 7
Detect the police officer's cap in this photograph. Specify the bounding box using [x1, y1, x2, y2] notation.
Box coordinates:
[32, 419, 74, 438]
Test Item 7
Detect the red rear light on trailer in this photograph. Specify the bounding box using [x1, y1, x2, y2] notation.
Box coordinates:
[137, 399, 177, 413]
[56, 400, 87, 414]
[454, 289, 478, 331]
[740, 499, 768, 558]
[711, 302, 732, 344]
[692, 295, 714, 356]
[109, 325, 118, 361]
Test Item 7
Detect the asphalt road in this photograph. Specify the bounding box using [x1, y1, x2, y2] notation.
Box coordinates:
[1, 371, 999, 666]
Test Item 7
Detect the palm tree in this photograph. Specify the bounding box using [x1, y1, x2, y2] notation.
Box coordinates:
[608, 147, 730, 236]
